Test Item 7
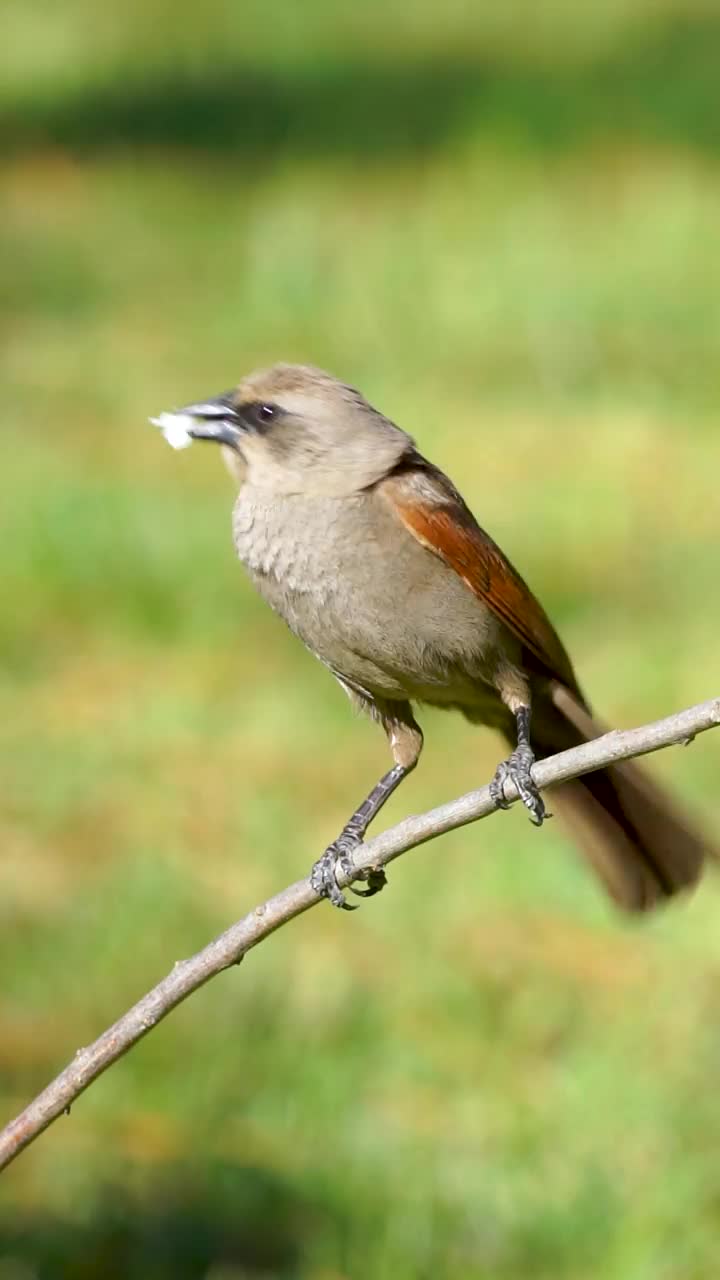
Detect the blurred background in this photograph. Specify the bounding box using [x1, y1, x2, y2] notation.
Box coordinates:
[1, 2, 720, 1276]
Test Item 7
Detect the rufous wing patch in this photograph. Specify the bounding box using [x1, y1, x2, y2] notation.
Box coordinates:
[381, 466, 579, 691]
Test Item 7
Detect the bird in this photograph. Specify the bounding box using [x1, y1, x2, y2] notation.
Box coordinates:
[151, 363, 708, 911]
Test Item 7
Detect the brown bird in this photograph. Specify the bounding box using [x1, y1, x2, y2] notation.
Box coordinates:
[153, 364, 707, 910]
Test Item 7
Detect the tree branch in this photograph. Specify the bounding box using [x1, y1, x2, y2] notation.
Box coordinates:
[1, 697, 718, 1172]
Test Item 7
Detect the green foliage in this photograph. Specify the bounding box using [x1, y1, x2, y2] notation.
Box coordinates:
[1, 3, 719, 1275]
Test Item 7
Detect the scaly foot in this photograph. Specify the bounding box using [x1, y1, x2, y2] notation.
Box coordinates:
[310, 829, 387, 910]
[490, 742, 547, 826]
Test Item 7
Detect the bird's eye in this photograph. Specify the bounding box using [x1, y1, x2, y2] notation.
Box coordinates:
[241, 401, 278, 430]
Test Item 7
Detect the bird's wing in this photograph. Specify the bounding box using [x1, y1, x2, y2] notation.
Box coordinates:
[379, 458, 581, 695]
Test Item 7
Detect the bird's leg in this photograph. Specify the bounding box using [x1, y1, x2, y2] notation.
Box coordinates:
[311, 764, 410, 910]
[312, 701, 423, 911]
[490, 705, 547, 826]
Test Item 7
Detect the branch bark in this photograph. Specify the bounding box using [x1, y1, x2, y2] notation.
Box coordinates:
[1, 697, 718, 1172]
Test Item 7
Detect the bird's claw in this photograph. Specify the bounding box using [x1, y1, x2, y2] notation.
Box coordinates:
[310, 830, 387, 910]
[311, 840, 356, 910]
[490, 743, 548, 826]
[349, 867, 387, 899]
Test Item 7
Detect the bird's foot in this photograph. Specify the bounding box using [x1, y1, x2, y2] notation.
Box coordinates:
[490, 743, 547, 826]
[310, 828, 387, 911]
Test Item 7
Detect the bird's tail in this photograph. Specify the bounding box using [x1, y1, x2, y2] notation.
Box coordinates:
[527, 684, 708, 911]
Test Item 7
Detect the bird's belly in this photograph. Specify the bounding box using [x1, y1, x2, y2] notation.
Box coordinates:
[232, 486, 512, 707]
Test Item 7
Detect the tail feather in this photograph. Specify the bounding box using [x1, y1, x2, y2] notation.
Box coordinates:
[529, 684, 707, 912]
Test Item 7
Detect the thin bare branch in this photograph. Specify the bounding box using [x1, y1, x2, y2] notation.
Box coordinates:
[1, 697, 718, 1172]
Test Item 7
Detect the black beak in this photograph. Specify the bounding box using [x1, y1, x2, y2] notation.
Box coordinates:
[179, 391, 243, 448]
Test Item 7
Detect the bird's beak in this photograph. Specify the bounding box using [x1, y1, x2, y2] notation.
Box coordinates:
[176, 392, 243, 449]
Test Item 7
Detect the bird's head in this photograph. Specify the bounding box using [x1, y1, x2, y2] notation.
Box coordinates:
[151, 364, 413, 496]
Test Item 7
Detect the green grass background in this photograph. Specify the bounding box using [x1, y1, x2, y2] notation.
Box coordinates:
[1, 3, 720, 1276]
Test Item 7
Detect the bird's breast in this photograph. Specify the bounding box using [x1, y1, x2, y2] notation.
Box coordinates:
[231, 484, 514, 705]
[232, 487, 342, 603]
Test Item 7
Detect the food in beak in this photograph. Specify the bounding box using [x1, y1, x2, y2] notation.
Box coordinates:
[150, 412, 197, 451]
